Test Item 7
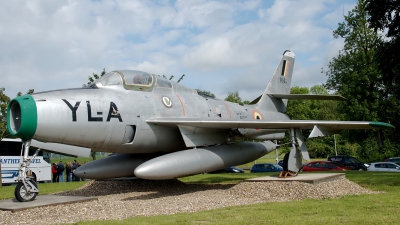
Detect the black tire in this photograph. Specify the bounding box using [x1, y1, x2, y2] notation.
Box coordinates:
[282, 152, 290, 171]
[32, 172, 37, 182]
[14, 181, 38, 202]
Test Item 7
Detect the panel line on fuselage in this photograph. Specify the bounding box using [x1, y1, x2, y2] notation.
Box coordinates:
[175, 94, 186, 116]
[222, 101, 232, 119]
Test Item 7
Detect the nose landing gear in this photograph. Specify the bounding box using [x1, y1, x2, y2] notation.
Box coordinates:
[14, 140, 40, 202]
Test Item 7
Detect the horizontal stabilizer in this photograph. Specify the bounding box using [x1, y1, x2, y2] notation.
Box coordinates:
[268, 94, 345, 101]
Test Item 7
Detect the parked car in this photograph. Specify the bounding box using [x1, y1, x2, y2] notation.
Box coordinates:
[327, 155, 369, 171]
[302, 161, 350, 172]
[250, 163, 283, 172]
[225, 166, 244, 173]
[384, 157, 400, 164]
[209, 166, 244, 174]
[368, 162, 400, 172]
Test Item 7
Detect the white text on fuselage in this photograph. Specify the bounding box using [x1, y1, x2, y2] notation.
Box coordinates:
[62, 99, 123, 122]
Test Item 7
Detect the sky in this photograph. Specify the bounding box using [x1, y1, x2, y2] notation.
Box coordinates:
[0, 0, 357, 101]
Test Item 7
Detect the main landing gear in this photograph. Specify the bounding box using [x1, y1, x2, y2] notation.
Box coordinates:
[14, 139, 40, 202]
[279, 152, 297, 178]
[279, 128, 310, 178]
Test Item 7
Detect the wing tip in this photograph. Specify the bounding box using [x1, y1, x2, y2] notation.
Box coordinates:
[369, 122, 395, 129]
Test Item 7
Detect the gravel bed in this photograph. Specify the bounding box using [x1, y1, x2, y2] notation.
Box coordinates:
[0, 178, 379, 224]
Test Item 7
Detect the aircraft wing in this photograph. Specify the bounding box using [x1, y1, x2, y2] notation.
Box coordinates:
[147, 118, 394, 142]
[147, 118, 393, 130]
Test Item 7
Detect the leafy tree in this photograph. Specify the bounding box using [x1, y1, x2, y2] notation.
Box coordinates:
[286, 86, 313, 120]
[365, 0, 400, 145]
[224, 91, 243, 104]
[84, 68, 106, 87]
[17, 89, 34, 97]
[282, 85, 342, 158]
[324, 0, 385, 148]
[323, 0, 400, 161]
[0, 88, 10, 187]
[0, 88, 10, 140]
[366, 0, 400, 38]
[196, 89, 216, 98]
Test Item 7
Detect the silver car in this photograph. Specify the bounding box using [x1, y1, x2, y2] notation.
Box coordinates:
[368, 162, 400, 172]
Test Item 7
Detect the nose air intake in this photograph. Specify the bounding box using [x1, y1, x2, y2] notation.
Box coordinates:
[7, 95, 38, 140]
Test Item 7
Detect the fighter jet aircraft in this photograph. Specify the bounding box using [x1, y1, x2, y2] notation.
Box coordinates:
[7, 50, 394, 201]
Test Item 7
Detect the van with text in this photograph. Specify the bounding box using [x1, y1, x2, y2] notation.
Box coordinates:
[1, 138, 51, 184]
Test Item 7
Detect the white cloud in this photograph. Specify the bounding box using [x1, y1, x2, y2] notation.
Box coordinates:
[0, 0, 355, 100]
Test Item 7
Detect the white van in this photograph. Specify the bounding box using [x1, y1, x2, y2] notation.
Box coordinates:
[1, 138, 51, 184]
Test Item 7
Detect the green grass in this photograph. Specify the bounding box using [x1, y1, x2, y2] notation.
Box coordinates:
[1, 171, 399, 224]
[0, 181, 88, 200]
[77, 171, 399, 225]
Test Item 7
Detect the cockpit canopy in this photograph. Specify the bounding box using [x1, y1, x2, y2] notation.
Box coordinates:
[95, 70, 172, 92]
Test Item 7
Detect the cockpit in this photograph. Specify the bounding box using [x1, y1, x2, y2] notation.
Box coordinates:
[94, 70, 172, 92]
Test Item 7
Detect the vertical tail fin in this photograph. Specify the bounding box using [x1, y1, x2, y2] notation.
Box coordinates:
[255, 50, 295, 112]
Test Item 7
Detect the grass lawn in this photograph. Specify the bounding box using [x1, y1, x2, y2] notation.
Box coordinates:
[2, 171, 398, 224]
[77, 171, 399, 225]
[0, 181, 89, 200]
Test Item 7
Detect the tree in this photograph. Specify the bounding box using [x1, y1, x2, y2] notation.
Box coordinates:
[17, 89, 34, 97]
[84, 68, 106, 87]
[365, 0, 400, 38]
[286, 86, 313, 120]
[0, 88, 10, 140]
[0, 88, 10, 187]
[224, 91, 243, 105]
[323, 0, 399, 161]
[324, 0, 385, 146]
[196, 89, 216, 98]
[365, 0, 400, 146]
[284, 85, 341, 158]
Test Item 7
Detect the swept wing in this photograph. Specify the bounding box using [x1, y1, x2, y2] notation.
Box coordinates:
[147, 118, 393, 130]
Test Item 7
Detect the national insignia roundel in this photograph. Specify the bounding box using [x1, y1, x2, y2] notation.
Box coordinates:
[162, 96, 172, 108]
[252, 110, 263, 120]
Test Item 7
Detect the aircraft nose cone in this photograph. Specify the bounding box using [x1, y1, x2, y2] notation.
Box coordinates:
[7, 95, 38, 140]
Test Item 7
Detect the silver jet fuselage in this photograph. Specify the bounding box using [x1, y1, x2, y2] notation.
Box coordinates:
[8, 70, 288, 154]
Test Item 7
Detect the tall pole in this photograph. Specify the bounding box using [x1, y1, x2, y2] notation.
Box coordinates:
[275, 140, 278, 164]
[334, 135, 337, 156]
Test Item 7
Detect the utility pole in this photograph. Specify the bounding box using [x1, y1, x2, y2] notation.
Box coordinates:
[334, 135, 337, 156]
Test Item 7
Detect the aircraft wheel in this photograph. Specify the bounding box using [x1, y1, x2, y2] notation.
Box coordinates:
[14, 181, 38, 202]
[282, 152, 289, 171]
[32, 172, 37, 182]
